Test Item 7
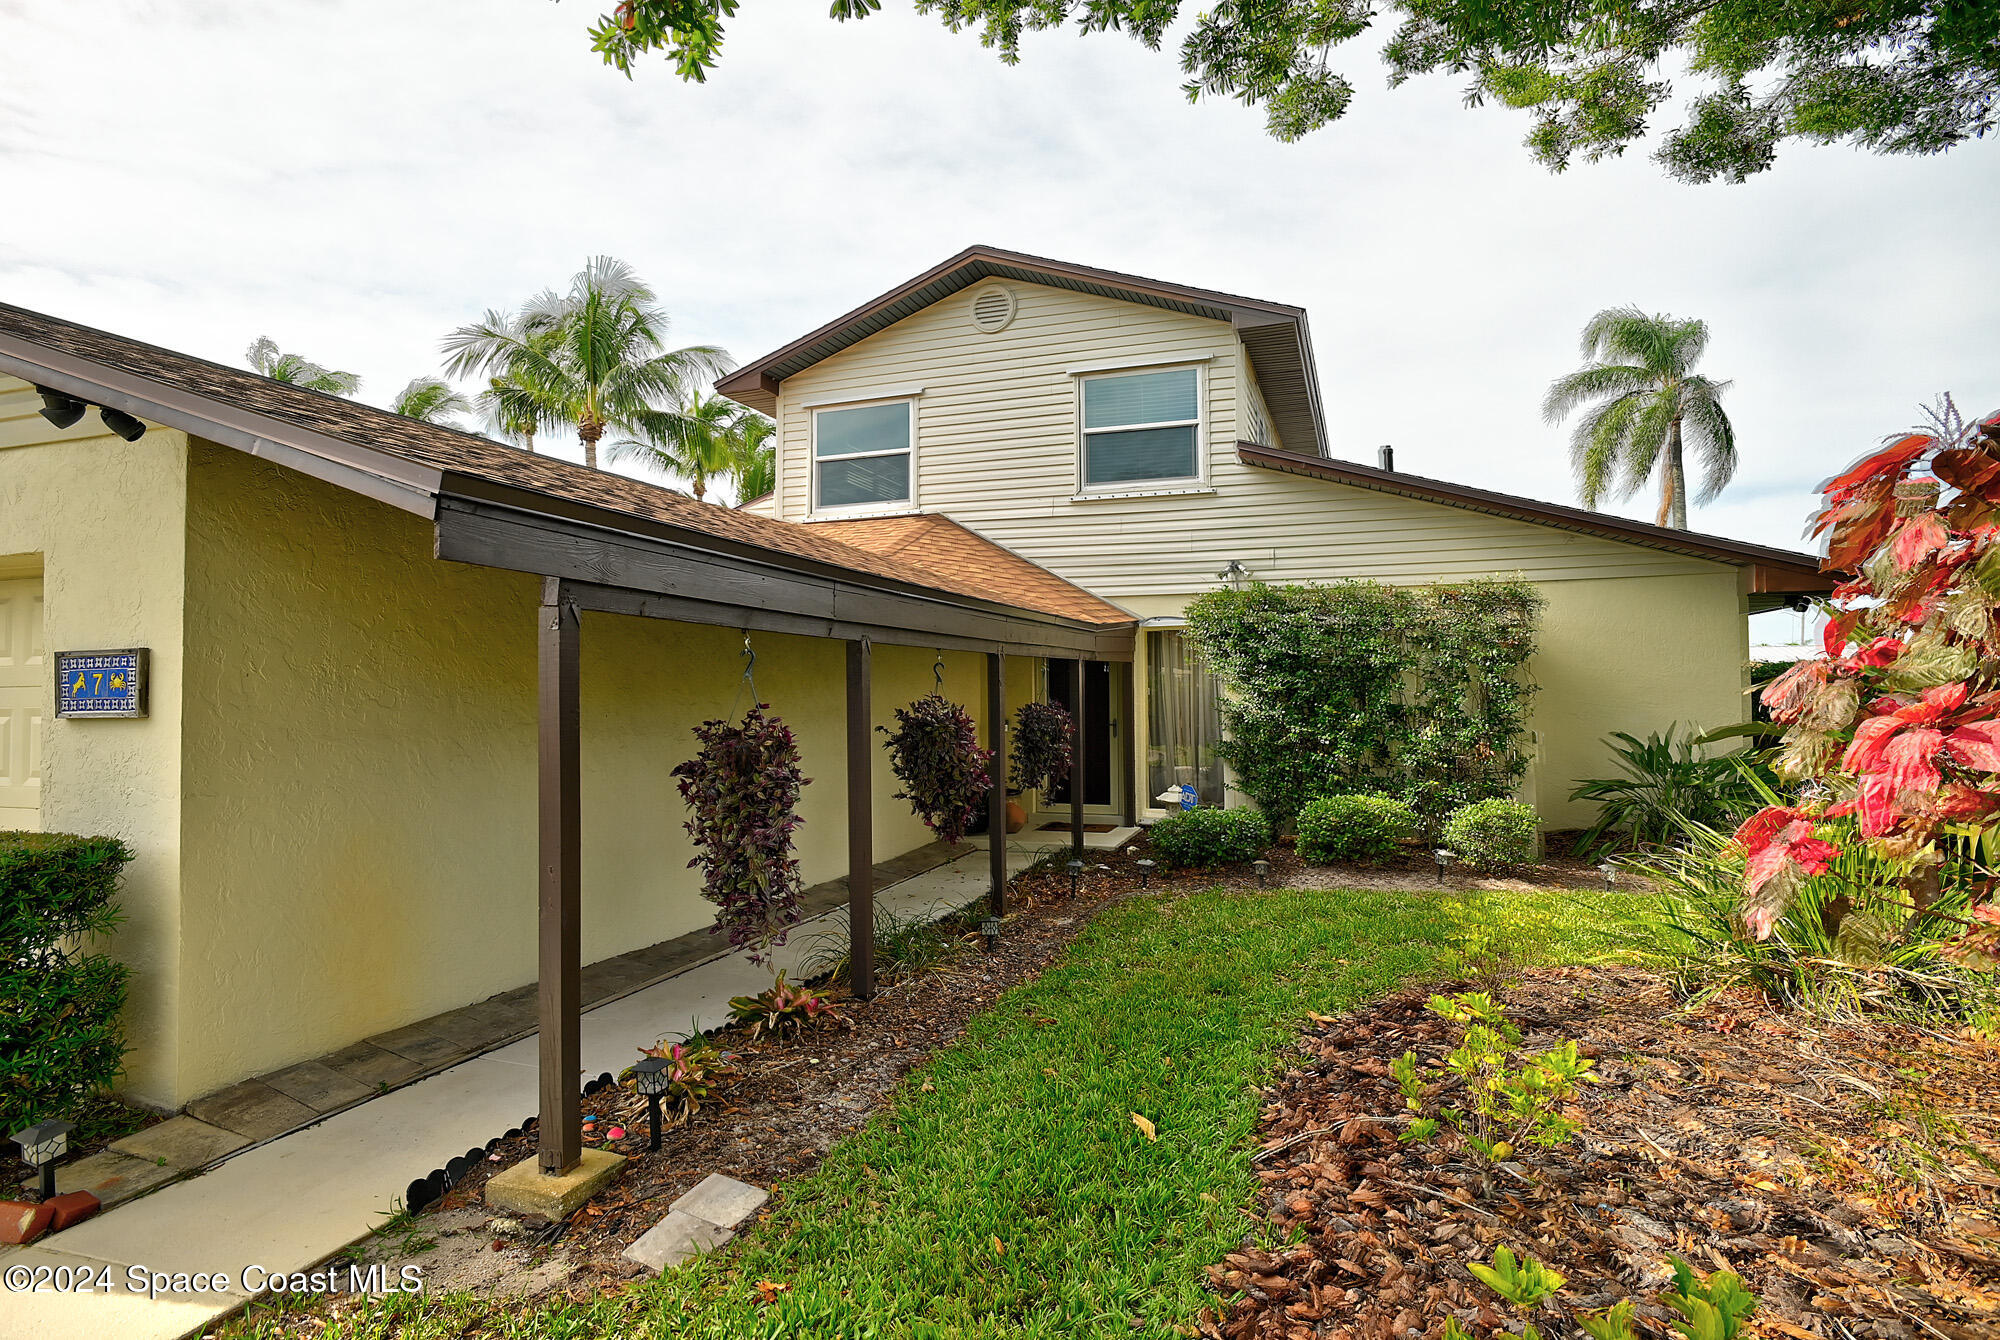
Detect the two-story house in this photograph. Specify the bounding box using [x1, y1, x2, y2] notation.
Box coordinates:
[722, 245, 1830, 830]
[0, 248, 1827, 1120]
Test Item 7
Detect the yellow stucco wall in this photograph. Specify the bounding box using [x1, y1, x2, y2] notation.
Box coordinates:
[0, 379, 189, 1107]
[1525, 568, 1750, 829]
[174, 441, 1023, 1100]
[1113, 566, 1750, 832]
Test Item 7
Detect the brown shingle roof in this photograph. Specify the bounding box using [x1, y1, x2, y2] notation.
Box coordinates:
[808, 514, 1132, 626]
[0, 301, 1135, 630]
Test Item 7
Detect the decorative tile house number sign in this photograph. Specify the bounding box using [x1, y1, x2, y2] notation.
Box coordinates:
[55, 648, 149, 718]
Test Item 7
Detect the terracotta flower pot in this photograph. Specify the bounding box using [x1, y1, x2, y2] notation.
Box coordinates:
[1005, 798, 1027, 833]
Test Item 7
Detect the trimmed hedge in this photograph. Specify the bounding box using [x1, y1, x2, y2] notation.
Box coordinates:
[1442, 798, 1539, 870]
[1, 832, 133, 1132]
[1147, 807, 1269, 869]
[1295, 794, 1417, 865]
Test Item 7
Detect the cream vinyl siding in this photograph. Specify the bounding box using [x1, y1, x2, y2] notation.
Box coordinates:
[771, 282, 1719, 596]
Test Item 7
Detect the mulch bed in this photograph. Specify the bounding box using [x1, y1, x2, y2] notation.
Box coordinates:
[1202, 965, 2000, 1340]
[287, 847, 1169, 1316]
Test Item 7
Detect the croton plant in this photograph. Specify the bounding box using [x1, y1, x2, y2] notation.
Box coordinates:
[672, 704, 809, 963]
[1744, 399, 2000, 965]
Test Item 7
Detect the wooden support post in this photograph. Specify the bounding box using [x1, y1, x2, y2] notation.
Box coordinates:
[537, 577, 582, 1176]
[1117, 659, 1138, 826]
[1070, 657, 1087, 860]
[846, 639, 875, 1001]
[987, 651, 1007, 916]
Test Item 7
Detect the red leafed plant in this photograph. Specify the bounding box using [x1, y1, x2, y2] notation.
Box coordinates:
[673, 704, 809, 963]
[1741, 397, 2000, 964]
[879, 693, 994, 846]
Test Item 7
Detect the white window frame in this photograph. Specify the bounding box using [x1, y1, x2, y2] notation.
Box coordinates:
[809, 394, 919, 517]
[1073, 362, 1207, 497]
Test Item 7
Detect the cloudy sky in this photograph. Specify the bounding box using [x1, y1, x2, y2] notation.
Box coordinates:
[4, 0, 1996, 639]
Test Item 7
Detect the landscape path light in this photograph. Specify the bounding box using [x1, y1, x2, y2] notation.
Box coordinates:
[1135, 858, 1156, 890]
[631, 1056, 671, 1152]
[13, 1120, 74, 1201]
[1432, 848, 1453, 884]
[1066, 859, 1084, 898]
[1253, 859, 1270, 888]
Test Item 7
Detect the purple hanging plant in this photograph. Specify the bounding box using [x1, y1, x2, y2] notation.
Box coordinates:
[1009, 699, 1074, 795]
[879, 692, 994, 846]
[672, 704, 809, 963]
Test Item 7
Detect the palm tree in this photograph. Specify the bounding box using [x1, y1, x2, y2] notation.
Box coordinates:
[244, 337, 361, 396]
[440, 258, 731, 470]
[476, 374, 543, 454]
[726, 412, 775, 506]
[1542, 307, 1736, 529]
[389, 376, 473, 426]
[608, 393, 758, 502]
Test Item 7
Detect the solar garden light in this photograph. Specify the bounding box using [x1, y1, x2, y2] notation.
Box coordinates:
[631, 1057, 671, 1152]
[1432, 848, 1453, 883]
[1135, 858, 1156, 890]
[981, 917, 1001, 952]
[1253, 859, 1270, 888]
[1598, 860, 1618, 890]
[1066, 859, 1085, 897]
[13, 1120, 74, 1201]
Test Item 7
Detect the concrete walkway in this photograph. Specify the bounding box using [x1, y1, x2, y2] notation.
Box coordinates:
[0, 842, 1047, 1340]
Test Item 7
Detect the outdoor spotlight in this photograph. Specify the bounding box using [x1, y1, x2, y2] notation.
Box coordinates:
[981, 917, 1001, 953]
[13, 1119, 74, 1201]
[1066, 859, 1085, 897]
[35, 387, 85, 430]
[1253, 859, 1270, 888]
[1135, 858, 1156, 890]
[1216, 558, 1252, 588]
[98, 407, 145, 442]
[1432, 848, 1452, 884]
[631, 1056, 671, 1152]
[1597, 860, 1617, 891]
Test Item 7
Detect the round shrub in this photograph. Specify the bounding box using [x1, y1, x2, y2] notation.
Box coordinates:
[1295, 793, 1417, 864]
[1442, 798, 1539, 869]
[1147, 807, 1269, 869]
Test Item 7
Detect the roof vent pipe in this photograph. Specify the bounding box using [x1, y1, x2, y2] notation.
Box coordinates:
[1378, 445, 1394, 471]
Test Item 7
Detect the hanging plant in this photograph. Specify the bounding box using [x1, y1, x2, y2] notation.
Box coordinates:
[880, 693, 994, 845]
[1009, 699, 1074, 796]
[672, 704, 809, 963]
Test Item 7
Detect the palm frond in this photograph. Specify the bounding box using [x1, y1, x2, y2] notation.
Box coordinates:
[1681, 378, 1739, 503]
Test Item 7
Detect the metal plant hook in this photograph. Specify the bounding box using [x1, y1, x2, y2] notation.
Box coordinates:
[731, 633, 759, 719]
[933, 650, 945, 692]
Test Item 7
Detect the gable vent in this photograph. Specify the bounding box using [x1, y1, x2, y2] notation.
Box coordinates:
[969, 284, 1016, 333]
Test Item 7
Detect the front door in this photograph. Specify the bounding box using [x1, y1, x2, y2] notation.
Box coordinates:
[0, 575, 46, 831]
[1046, 658, 1117, 812]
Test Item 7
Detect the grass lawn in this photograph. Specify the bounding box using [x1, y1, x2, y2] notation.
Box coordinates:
[236, 883, 1652, 1339]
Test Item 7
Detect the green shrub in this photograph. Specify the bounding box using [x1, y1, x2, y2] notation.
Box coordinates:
[1182, 579, 1542, 828]
[1295, 793, 1416, 864]
[1442, 799, 1538, 869]
[1146, 807, 1269, 869]
[1, 832, 133, 1132]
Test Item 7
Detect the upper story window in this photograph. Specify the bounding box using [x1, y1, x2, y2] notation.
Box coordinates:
[1080, 366, 1201, 489]
[814, 399, 913, 511]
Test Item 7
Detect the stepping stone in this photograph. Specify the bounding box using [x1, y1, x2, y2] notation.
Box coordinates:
[186, 1079, 319, 1141]
[111, 1116, 250, 1169]
[259, 1060, 376, 1113]
[622, 1209, 733, 1273]
[23, 1150, 181, 1208]
[321, 1039, 422, 1091]
[670, 1173, 768, 1229]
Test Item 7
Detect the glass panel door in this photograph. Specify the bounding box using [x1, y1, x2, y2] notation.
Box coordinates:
[1146, 630, 1225, 808]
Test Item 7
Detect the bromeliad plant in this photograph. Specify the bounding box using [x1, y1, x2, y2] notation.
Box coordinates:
[672, 704, 809, 963]
[728, 973, 844, 1039]
[880, 693, 994, 845]
[1393, 992, 1594, 1187]
[1008, 699, 1073, 797]
[622, 1035, 738, 1128]
[1737, 398, 2000, 964]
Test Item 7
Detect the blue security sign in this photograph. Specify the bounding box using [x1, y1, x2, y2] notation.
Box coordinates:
[55, 649, 149, 719]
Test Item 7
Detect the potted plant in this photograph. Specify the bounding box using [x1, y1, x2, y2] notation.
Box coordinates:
[1008, 700, 1074, 832]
